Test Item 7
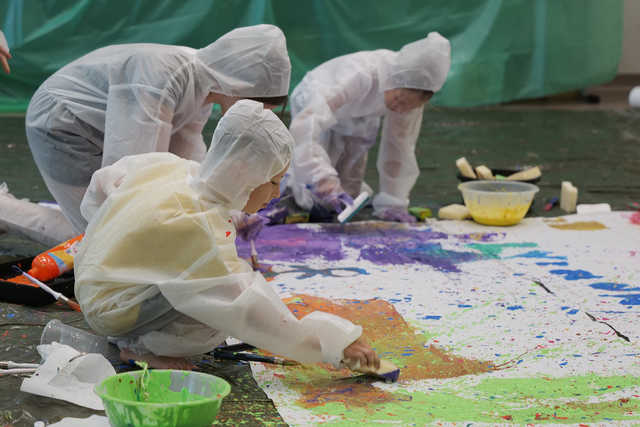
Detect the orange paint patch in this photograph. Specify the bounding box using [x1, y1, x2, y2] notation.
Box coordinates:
[275, 294, 493, 410]
[4, 274, 39, 287]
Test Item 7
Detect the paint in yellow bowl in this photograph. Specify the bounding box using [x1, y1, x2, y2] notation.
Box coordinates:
[458, 180, 539, 226]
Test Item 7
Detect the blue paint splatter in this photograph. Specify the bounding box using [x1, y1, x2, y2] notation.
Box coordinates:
[506, 305, 524, 311]
[277, 265, 368, 280]
[458, 304, 472, 308]
[422, 315, 441, 320]
[509, 250, 567, 260]
[589, 282, 640, 306]
[549, 269, 603, 281]
[559, 362, 568, 366]
[536, 261, 569, 266]
[567, 309, 579, 315]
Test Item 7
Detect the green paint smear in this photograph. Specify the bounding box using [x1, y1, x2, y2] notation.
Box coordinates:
[305, 375, 640, 425]
[467, 242, 537, 259]
[96, 370, 230, 427]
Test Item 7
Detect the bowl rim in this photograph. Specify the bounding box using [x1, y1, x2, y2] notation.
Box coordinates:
[458, 180, 540, 195]
[94, 369, 231, 408]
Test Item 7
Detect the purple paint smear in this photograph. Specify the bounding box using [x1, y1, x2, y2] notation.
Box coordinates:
[236, 222, 502, 273]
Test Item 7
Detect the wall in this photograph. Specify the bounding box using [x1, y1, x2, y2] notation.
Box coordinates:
[619, 0, 640, 73]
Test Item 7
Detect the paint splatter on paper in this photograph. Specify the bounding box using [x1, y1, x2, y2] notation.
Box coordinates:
[246, 213, 640, 425]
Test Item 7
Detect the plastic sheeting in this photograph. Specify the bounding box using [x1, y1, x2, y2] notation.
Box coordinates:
[0, 0, 623, 111]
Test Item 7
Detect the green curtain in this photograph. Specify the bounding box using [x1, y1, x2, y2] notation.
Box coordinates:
[0, 0, 623, 112]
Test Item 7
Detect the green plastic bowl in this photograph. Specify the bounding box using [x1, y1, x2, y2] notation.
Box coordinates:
[95, 369, 230, 427]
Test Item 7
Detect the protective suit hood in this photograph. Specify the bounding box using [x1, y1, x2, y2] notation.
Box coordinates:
[382, 31, 451, 92]
[192, 100, 293, 210]
[196, 24, 291, 97]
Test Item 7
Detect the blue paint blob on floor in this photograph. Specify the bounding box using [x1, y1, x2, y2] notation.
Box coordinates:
[589, 282, 640, 306]
[549, 269, 604, 281]
[506, 305, 524, 311]
[509, 250, 567, 260]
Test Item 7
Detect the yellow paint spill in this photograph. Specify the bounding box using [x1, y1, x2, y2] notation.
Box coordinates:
[549, 221, 607, 231]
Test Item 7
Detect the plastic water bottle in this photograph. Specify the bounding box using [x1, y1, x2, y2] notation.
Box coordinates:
[40, 319, 110, 355]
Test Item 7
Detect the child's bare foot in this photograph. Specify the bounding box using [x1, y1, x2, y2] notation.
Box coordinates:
[120, 348, 195, 370]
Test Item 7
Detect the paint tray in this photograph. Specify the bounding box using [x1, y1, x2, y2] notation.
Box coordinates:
[0, 256, 75, 306]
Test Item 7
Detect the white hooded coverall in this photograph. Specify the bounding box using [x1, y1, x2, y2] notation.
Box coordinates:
[0, 25, 290, 246]
[74, 100, 362, 365]
[288, 32, 451, 213]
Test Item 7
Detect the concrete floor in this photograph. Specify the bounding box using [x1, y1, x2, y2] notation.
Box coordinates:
[0, 77, 639, 425]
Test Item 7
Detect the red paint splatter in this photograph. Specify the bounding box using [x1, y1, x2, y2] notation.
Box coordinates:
[631, 211, 640, 226]
[225, 231, 231, 237]
[501, 415, 513, 420]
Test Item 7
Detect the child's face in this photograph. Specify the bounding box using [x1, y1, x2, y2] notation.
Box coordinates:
[384, 89, 434, 113]
[243, 165, 288, 214]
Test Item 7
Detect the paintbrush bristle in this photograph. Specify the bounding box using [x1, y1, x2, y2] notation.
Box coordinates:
[344, 358, 400, 383]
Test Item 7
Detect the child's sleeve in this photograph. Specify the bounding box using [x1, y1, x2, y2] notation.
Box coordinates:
[289, 72, 373, 188]
[168, 104, 211, 162]
[373, 106, 424, 212]
[157, 266, 362, 367]
[81, 153, 178, 223]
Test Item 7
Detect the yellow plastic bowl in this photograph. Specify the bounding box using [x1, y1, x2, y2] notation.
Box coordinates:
[458, 180, 539, 226]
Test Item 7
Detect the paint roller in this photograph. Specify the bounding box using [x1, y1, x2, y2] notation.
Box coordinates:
[343, 358, 400, 383]
[337, 192, 370, 224]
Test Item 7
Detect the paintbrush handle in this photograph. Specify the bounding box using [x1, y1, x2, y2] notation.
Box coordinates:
[0, 361, 39, 369]
[17, 268, 82, 312]
[214, 350, 296, 366]
[250, 240, 260, 270]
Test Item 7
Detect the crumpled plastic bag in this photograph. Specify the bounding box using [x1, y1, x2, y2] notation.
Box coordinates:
[47, 415, 110, 427]
[20, 342, 116, 410]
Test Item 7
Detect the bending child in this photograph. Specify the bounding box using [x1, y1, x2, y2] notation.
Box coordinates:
[0, 24, 289, 246]
[288, 32, 451, 222]
[74, 100, 379, 371]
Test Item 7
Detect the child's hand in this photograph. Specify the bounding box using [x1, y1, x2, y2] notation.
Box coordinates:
[343, 337, 380, 370]
[374, 207, 417, 223]
[232, 212, 269, 241]
[312, 177, 353, 213]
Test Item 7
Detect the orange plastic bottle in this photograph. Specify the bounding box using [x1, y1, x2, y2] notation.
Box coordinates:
[27, 234, 84, 282]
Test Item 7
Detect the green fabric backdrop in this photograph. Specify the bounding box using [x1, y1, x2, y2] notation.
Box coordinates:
[0, 0, 623, 112]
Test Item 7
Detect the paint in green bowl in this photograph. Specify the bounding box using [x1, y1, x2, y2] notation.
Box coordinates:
[95, 369, 230, 427]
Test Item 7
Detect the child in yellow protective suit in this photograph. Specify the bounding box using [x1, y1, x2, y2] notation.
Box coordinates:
[74, 100, 379, 370]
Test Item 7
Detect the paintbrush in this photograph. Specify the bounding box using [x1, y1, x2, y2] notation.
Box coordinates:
[213, 349, 298, 366]
[343, 358, 400, 383]
[250, 239, 259, 270]
[337, 192, 370, 224]
[13, 266, 82, 312]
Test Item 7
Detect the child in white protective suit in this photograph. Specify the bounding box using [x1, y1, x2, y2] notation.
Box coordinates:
[0, 24, 290, 247]
[74, 100, 380, 371]
[287, 32, 451, 223]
